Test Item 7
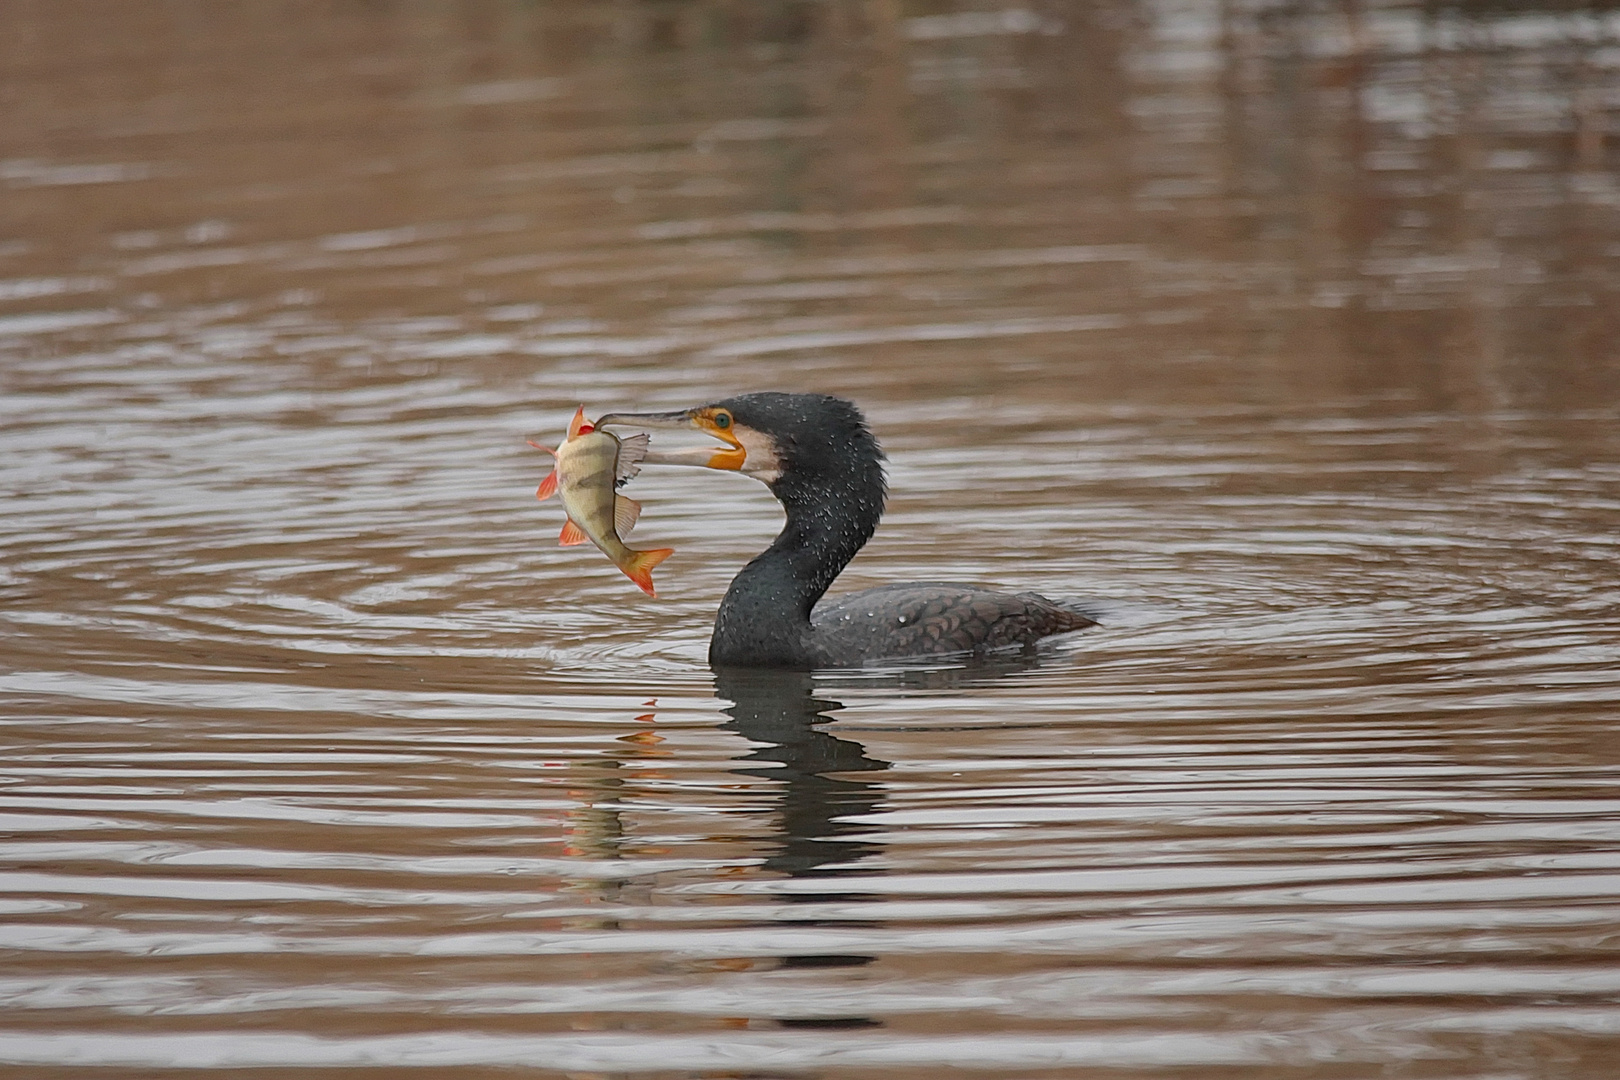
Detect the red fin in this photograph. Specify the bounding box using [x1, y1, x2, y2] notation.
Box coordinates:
[558, 518, 588, 546]
[526, 440, 556, 455]
[535, 469, 558, 501]
[619, 547, 674, 597]
[566, 405, 588, 439]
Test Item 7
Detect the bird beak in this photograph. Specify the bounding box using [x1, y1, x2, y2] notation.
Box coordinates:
[595, 409, 747, 471]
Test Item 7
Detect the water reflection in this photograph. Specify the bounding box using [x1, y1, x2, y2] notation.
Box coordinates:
[717, 668, 889, 883]
[700, 669, 889, 1029]
[2, 0, 1619, 1075]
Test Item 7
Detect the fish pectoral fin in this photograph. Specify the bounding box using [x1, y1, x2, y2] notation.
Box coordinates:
[614, 433, 649, 485]
[614, 495, 641, 536]
[558, 518, 589, 546]
[536, 469, 559, 501]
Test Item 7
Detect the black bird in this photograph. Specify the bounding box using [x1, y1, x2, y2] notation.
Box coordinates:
[596, 393, 1095, 669]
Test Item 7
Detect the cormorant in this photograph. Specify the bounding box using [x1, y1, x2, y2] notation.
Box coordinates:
[596, 393, 1095, 669]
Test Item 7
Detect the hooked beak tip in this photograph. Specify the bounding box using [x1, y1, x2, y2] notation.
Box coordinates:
[596, 409, 746, 471]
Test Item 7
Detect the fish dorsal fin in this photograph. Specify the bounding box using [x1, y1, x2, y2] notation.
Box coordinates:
[614, 494, 641, 536]
[566, 405, 589, 439]
[615, 433, 649, 485]
[558, 518, 588, 546]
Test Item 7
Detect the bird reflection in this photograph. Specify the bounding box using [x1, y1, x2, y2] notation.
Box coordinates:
[713, 656, 1052, 885]
[709, 658, 1054, 1030]
[713, 666, 888, 885]
[712, 666, 888, 1026]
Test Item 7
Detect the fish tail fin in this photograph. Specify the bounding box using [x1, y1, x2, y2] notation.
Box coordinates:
[620, 547, 674, 597]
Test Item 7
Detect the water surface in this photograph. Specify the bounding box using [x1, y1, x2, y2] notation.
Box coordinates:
[3, 2, 1619, 1076]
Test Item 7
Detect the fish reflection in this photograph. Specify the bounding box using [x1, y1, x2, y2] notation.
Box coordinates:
[554, 700, 666, 926]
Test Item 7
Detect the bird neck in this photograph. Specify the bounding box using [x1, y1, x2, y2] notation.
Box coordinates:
[710, 466, 884, 668]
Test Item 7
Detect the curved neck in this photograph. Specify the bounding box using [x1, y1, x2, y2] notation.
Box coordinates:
[709, 467, 884, 668]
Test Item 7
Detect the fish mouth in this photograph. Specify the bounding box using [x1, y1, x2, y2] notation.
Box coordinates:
[595, 407, 748, 472]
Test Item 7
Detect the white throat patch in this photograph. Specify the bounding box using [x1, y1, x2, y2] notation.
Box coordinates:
[736, 427, 782, 484]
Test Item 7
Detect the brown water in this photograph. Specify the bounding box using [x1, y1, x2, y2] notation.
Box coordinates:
[4, 2, 1620, 1077]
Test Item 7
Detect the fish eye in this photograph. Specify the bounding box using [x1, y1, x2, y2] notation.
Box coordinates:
[714, 411, 732, 429]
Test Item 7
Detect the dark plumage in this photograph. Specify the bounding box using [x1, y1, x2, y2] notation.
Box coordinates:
[597, 392, 1095, 669]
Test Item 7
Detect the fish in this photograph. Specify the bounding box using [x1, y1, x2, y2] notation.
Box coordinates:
[531, 406, 673, 597]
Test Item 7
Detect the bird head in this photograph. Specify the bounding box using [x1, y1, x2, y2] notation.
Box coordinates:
[596, 392, 884, 494]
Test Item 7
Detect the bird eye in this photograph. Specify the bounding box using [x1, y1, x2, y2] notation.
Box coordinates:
[714, 411, 732, 429]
